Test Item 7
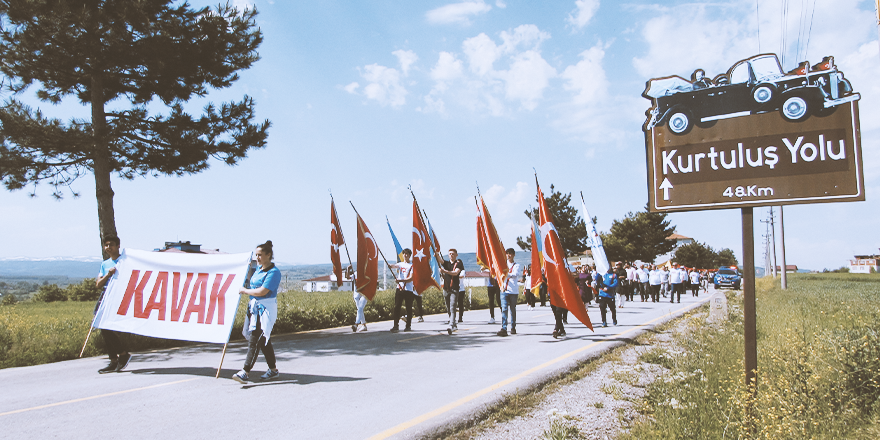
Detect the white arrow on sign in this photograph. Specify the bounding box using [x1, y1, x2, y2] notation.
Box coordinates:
[659, 178, 673, 200]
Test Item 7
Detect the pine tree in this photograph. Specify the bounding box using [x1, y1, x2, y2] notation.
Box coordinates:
[0, 1, 270, 254]
[516, 184, 588, 257]
[601, 205, 676, 263]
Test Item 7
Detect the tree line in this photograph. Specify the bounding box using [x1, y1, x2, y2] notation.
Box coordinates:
[1, 279, 100, 305]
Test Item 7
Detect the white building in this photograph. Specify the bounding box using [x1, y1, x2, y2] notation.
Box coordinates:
[850, 252, 880, 273]
[461, 270, 490, 288]
[301, 274, 353, 292]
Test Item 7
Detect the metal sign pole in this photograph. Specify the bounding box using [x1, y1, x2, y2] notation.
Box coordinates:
[779, 206, 788, 289]
[742, 207, 758, 393]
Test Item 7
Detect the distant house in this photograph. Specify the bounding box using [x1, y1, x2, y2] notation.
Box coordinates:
[461, 270, 490, 288]
[667, 234, 695, 246]
[774, 265, 799, 273]
[154, 241, 223, 254]
[850, 253, 880, 273]
[301, 274, 352, 292]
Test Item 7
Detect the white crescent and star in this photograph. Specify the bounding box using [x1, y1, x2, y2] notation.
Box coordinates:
[540, 222, 557, 266]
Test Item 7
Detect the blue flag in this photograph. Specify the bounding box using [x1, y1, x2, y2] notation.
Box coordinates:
[386, 217, 404, 263]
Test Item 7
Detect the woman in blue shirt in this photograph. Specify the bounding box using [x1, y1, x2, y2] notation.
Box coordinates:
[233, 240, 282, 383]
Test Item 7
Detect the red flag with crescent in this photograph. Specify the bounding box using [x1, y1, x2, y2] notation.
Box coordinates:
[476, 205, 491, 271]
[537, 184, 593, 331]
[355, 213, 379, 300]
[412, 200, 440, 294]
[331, 200, 345, 288]
[478, 197, 509, 287]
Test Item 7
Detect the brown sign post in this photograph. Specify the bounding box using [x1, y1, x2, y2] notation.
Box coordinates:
[646, 102, 864, 212]
[642, 53, 865, 394]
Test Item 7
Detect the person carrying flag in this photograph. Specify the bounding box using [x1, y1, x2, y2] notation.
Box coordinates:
[390, 249, 415, 333]
[497, 248, 521, 337]
[436, 248, 464, 334]
[348, 265, 368, 332]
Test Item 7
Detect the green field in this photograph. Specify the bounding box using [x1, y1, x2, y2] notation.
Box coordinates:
[0, 286, 510, 370]
[622, 273, 880, 440]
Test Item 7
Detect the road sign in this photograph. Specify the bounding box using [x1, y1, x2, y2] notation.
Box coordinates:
[645, 101, 864, 212]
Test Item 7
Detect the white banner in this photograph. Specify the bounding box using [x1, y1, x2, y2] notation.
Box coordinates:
[94, 248, 251, 344]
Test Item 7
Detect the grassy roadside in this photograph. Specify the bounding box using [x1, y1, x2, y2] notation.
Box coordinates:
[424, 303, 703, 440]
[621, 274, 880, 439]
[1, 286, 514, 369]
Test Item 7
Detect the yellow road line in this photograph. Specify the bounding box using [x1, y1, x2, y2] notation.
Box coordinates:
[0, 378, 198, 417]
[366, 298, 710, 440]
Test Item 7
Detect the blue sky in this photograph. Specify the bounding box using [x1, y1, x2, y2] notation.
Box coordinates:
[1, 0, 879, 271]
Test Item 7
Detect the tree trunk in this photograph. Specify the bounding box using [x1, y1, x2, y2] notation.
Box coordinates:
[91, 72, 117, 259]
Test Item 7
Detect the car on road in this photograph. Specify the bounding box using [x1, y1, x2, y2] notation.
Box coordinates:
[643, 53, 860, 135]
[714, 267, 741, 290]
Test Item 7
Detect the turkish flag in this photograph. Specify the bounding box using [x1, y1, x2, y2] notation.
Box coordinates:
[537, 184, 593, 331]
[476, 205, 491, 271]
[478, 197, 508, 287]
[412, 200, 440, 294]
[355, 213, 379, 300]
[331, 200, 345, 288]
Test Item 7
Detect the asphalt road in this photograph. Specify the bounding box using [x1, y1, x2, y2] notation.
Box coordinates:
[1, 289, 715, 439]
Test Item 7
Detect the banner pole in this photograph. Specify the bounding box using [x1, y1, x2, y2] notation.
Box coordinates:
[79, 325, 95, 358]
[218, 254, 257, 379]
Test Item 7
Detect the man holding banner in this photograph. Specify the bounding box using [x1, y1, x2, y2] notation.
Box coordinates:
[95, 236, 132, 374]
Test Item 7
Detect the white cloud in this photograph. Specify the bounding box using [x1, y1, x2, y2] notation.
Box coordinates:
[495, 0, 506, 8]
[426, 1, 492, 25]
[231, 0, 255, 11]
[482, 182, 530, 218]
[499, 24, 550, 54]
[561, 44, 609, 105]
[553, 41, 642, 150]
[567, 0, 600, 30]
[501, 50, 556, 110]
[463, 33, 500, 77]
[632, 4, 750, 79]
[343, 82, 360, 94]
[431, 52, 464, 84]
[393, 49, 418, 76]
[360, 64, 407, 107]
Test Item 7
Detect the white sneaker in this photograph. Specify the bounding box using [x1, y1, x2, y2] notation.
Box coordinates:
[488, 317, 496, 324]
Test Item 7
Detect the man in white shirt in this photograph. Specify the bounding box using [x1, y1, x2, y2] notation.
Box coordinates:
[689, 269, 701, 297]
[637, 264, 650, 301]
[390, 249, 415, 332]
[669, 262, 685, 303]
[660, 266, 670, 298]
[497, 248, 521, 337]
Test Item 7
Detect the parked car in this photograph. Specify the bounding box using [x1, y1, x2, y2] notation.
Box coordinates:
[643, 53, 860, 135]
[713, 267, 741, 290]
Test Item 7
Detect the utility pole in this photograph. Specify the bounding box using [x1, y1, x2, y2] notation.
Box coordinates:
[769, 207, 778, 279]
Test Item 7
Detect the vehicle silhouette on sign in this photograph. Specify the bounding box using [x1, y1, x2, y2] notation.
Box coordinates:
[643, 53, 860, 135]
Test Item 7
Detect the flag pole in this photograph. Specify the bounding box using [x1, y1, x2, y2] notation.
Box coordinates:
[350, 202, 401, 285]
[331, 191, 356, 288]
[217, 253, 257, 379]
[78, 325, 95, 358]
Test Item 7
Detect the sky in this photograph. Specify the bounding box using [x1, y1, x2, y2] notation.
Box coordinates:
[1, 0, 879, 271]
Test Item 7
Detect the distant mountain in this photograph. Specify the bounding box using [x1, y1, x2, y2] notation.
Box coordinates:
[0, 251, 536, 280]
[0, 258, 102, 278]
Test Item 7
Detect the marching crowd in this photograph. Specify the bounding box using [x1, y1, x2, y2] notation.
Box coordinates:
[92, 237, 711, 383]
